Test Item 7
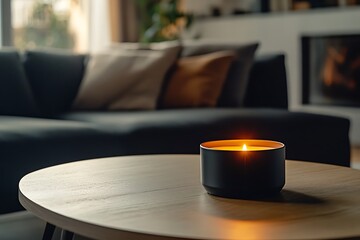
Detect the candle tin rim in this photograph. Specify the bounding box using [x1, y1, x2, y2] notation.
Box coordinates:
[200, 139, 285, 152]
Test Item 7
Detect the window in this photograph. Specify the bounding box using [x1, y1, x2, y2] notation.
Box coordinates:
[0, 4, 2, 46]
[12, 0, 90, 52]
[1, 0, 110, 52]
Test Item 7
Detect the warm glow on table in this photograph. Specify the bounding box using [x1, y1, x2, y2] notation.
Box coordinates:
[18, 155, 360, 240]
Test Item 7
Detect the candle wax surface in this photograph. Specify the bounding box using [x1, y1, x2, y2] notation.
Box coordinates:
[211, 146, 274, 151]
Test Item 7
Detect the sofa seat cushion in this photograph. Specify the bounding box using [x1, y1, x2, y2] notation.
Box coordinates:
[59, 109, 350, 167]
[0, 116, 123, 214]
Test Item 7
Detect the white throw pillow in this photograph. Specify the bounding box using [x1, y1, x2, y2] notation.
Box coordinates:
[73, 44, 181, 110]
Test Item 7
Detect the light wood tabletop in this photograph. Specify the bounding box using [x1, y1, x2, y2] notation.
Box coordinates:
[19, 154, 360, 240]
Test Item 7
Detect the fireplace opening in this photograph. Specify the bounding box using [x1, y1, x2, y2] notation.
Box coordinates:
[302, 34, 360, 107]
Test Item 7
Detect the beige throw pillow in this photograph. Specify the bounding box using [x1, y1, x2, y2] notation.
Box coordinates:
[73, 44, 180, 110]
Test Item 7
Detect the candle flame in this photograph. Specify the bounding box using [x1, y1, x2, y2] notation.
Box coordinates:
[242, 144, 247, 151]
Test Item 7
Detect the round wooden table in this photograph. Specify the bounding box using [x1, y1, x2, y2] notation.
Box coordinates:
[19, 155, 360, 240]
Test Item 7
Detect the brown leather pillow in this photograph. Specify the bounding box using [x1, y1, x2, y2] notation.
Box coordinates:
[182, 41, 259, 107]
[161, 51, 236, 108]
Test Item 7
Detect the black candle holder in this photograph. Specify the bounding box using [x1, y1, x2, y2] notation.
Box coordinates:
[200, 139, 285, 199]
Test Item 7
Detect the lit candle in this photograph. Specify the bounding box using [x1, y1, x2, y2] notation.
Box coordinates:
[200, 139, 285, 199]
[211, 144, 273, 151]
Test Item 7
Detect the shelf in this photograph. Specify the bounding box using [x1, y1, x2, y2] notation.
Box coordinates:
[194, 5, 360, 21]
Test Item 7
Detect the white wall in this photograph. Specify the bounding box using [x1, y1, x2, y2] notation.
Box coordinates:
[191, 7, 360, 145]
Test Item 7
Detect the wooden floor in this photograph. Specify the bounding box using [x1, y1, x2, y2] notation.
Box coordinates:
[351, 146, 360, 170]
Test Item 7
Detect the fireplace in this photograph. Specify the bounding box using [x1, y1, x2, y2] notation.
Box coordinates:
[302, 34, 360, 107]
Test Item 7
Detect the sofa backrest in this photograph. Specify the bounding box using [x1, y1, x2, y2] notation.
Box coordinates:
[244, 54, 288, 109]
[180, 41, 288, 109]
[23, 50, 86, 116]
[181, 41, 259, 107]
[0, 48, 288, 117]
[0, 49, 39, 117]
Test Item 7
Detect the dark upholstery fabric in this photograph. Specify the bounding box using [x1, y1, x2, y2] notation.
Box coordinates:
[0, 116, 123, 214]
[23, 50, 86, 116]
[0, 50, 350, 217]
[59, 109, 350, 167]
[181, 42, 259, 107]
[0, 50, 38, 116]
[0, 109, 350, 214]
[244, 54, 288, 109]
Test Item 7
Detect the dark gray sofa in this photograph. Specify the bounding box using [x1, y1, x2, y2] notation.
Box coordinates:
[0, 49, 350, 215]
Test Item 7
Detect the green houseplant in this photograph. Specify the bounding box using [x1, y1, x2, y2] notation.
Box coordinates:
[137, 0, 193, 43]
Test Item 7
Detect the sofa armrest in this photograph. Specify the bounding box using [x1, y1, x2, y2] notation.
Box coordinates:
[244, 54, 288, 109]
